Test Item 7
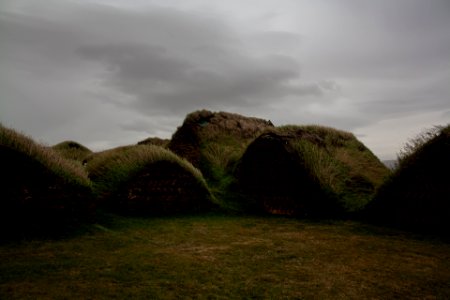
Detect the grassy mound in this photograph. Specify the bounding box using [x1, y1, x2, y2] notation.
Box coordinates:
[137, 137, 169, 147]
[168, 110, 274, 205]
[236, 125, 390, 217]
[0, 125, 93, 237]
[366, 124, 450, 234]
[86, 144, 214, 215]
[52, 140, 92, 163]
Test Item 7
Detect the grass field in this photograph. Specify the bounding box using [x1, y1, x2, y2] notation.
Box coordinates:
[1, 214, 449, 299]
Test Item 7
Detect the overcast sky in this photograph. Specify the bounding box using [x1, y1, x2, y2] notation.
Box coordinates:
[1, 0, 449, 159]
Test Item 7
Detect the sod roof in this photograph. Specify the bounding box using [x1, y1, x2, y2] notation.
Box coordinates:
[137, 137, 170, 147]
[366, 124, 450, 234]
[52, 140, 92, 162]
[168, 110, 273, 169]
[86, 144, 214, 215]
[168, 110, 274, 207]
[235, 125, 390, 217]
[0, 124, 93, 236]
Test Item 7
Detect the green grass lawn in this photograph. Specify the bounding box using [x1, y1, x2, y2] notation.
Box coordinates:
[1, 214, 449, 299]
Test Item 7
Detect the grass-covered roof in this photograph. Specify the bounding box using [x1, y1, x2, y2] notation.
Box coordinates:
[168, 110, 274, 207]
[236, 125, 390, 217]
[52, 140, 92, 162]
[86, 144, 214, 215]
[0, 124, 93, 237]
[366, 124, 450, 234]
[137, 137, 170, 147]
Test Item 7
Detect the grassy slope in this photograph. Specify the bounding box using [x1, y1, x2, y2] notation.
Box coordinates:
[366, 124, 450, 232]
[1, 214, 449, 299]
[199, 132, 257, 207]
[0, 125, 91, 188]
[52, 141, 92, 163]
[0, 125, 93, 236]
[236, 125, 389, 215]
[281, 125, 389, 211]
[86, 144, 209, 198]
[169, 110, 273, 210]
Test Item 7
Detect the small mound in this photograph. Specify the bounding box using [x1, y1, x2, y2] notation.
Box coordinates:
[236, 125, 389, 217]
[137, 137, 169, 147]
[0, 125, 93, 237]
[52, 140, 92, 162]
[169, 110, 273, 168]
[168, 110, 274, 207]
[366, 125, 450, 234]
[86, 145, 214, 215]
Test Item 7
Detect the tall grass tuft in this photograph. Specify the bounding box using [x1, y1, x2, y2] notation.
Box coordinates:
[397, 125, 444, 167]
[366, 124, 450, 235]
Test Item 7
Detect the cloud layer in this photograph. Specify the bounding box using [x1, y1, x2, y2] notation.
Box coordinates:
[1, 0, 449, 158]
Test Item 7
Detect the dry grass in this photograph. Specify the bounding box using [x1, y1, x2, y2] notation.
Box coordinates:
[137, 137, 169, 147]
[278, 124, 355, 141]
[366, 124, 450, 233]
[397, 125, 445, 165]
[1, 214, 448, 299]
[169, 110, 274, 210]
[0, 124, 90, 187]
[87, 145, 206, 186]
[1, 125, 94, 238]
[240, 124, 390, 214]
[289, 125, 388, 209]
[171, 110, 273, 177]
[52, 141, 92, 162]
[86, 144, 212, 202]
[186, 110, 273, 140]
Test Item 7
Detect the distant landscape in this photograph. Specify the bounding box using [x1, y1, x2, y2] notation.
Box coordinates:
[1, 110, 449, 299]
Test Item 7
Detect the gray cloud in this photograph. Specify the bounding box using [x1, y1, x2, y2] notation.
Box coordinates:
[76, 40, 317, 114]
[1, 0, 323, 117]
[1, 0, 449, 159]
